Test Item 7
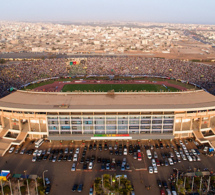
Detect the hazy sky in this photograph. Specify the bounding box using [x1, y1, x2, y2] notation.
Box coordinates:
[1, 0, 215, 24]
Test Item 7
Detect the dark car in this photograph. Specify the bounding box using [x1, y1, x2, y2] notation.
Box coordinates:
[116, 160, 121, 167]
[83, 145, 88, 151]
[157, 180, 162, 188]
[111, 163, 116, 170]
[160, 160, 165, 166]
[93, 144, 97, 150]
[68, 154, 72, 161]
[115, 151, 119, 155]
[101, 164, 105, 170]
[155, 144, 159, 149]
[162, 181, 168, 189]
[63, 155, 68, 161]
[104, 143, 108, 150]
[43, 155, 49, 161]
[78, 184, 83, 192]
[83, 163, 87, 170]
[49, 155, 53, 161]
[110, 150, 113, 155]
[59, 149, 64, 154]
[80, 157, 85, 164]
[57, 155, 63, 162]
[89, 144, 93, 150]
[45, 186, 51, 194]
[99, 144, 102, 151]
[97, 157, 101, 163]
[72, 184, 78, 192]
[166, 144, 169, 149]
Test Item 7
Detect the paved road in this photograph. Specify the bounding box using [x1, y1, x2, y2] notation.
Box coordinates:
[0, 139, 214, 195]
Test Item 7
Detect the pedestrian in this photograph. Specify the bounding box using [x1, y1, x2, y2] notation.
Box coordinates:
[5, 161, 7, 164]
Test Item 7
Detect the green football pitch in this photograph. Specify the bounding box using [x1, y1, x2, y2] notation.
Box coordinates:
[62, 84, 179, 92]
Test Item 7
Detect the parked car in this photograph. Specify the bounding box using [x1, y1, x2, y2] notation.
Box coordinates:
[45, 178, 50, 185]
[71, 163, 76, 171]
[73, 154, 78, 161]
[88, 162, 93, 170]
[9, 147, 15, 154]
[78, 184, 83, 192]
[148, 166, 153, 174]
[45, 186, 51, 194]
[72, 184, 78, 192]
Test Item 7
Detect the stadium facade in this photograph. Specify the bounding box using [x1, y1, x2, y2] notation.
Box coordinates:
[0, 90, 215, 144]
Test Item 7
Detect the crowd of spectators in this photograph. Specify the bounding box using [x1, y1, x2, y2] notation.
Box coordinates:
[0, 57, 214, 97]
[0, 59, 67, 97]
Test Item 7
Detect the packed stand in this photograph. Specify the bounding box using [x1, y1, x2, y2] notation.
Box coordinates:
[0, 57, 215, 97]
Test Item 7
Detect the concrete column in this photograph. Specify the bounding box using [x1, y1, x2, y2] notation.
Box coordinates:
[199, 117, 202, 131]
[9, 117, 12, 129]
[38, 119, 41, 132]
[128, 116, 130, 134]
[208, 116, 211, 128]
[116, 116, 118, 134]
[19, 118, 22, 131]
[190, 118, 193, 130]
[180, 118, 183, 131]
[1, 115, 5, 128]
[28, 118, 31, 131]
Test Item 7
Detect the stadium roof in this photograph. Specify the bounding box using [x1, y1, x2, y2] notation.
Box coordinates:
[0, 90, 215, 112]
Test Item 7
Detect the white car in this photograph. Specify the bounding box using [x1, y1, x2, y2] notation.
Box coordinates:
[73, 154, 78, 161]
[75, 148, 80, 154]
[153, 166, 158, 173]
[196, 155, 201, 161]
[20, 148, 26, 154]
[182, 154, 187, 161]
[33, 149, 38, 156]
[154, 151, 158, 159]
[187, 156, 193, 162]
[114, 145, 118, 150]
[194, 141, 199, 146]
[88, 162, 93, 170]
[123, 148, 127, 155]
[71, 163, 76, 171]
[168, 158, 174, 166]
[152, 159, 156, 167]
[203, 147, 208, 152]
[32, 156, 37, 162]
[148, 166, 153, 174]
[176, 152, 180, 158]
[37, 150, 42, 156]
[192, 156, 196, 161]
[64, 148, 69, 154]
[8, 147, 15, 153]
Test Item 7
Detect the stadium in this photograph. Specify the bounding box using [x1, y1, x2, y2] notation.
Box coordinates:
[0, 56, 215, 156]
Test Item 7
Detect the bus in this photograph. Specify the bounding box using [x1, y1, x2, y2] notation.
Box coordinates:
[35, 139, 44, 148]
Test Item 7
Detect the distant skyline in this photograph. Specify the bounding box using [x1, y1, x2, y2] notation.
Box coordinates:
[1, 0, 215, 25]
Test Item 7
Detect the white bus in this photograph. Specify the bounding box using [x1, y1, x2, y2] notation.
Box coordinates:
[35, 139, 44, 148]
[146, 150, 152, 159]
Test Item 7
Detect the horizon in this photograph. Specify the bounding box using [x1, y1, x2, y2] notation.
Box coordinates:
[1, 0, 215, 25]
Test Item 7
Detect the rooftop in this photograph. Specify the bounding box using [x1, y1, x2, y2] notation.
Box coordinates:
[0, 90, 215, 112]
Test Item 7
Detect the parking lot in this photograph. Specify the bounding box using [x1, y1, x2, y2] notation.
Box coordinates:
[1, 138, 215, 195]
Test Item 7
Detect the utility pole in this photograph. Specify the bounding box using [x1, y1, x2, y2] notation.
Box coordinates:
[18, 179, 21, 195]
[191, 177, 194, 191]
[1, 179, 4, 195]
[43, 170, 48, 187]
[35, 179, 38, 195]
[207, 176, 211, 192]
[24, 170, 30, 195]
[9, 179, 13, 195]
[200, 177, 202, 193]
[183, 177, 186, 189]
